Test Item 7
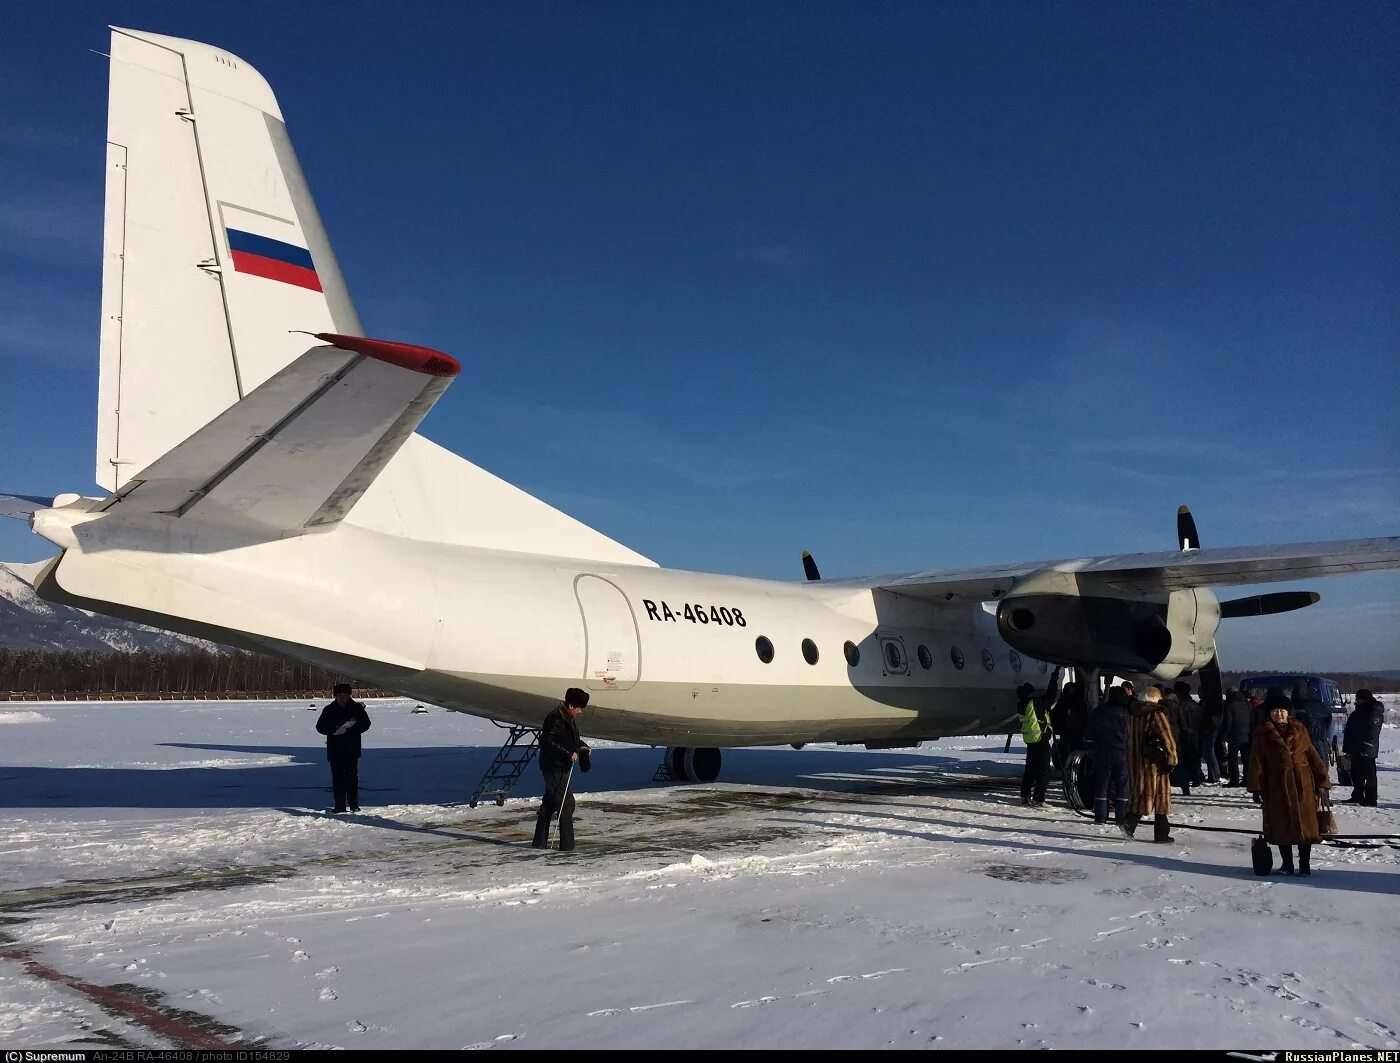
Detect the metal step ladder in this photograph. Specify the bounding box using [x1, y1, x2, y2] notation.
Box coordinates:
[468, 723, 541, 807]
[651, 749, 675, 782]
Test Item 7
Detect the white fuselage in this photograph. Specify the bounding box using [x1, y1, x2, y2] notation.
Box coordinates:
[36, 505, 1035, 747]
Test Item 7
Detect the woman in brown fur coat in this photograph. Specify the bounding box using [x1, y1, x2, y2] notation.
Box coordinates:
[1124, 687, 1179, 843]
[1248, 697, 1332, 876]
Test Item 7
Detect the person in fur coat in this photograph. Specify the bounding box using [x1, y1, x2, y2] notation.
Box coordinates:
[1248, 699, 1332, 876]
[1123, 686, 1179, 843]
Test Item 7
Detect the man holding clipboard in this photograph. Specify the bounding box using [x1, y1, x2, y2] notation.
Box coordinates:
[315, 682, 373, 813]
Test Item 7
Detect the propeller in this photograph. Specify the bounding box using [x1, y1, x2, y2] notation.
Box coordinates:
[801, 550, 821, 582]
[1173, 506, 1319, 721]
[1219, 590, 1320, 619]
[1177, 504, 1200, 551]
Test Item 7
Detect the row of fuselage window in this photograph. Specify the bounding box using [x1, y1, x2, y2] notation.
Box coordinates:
[750, 635, 1048, 674]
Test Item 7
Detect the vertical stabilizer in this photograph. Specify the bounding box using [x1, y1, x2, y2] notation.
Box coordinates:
[97, 28, 360, 493]
[91, 29, 654, 567]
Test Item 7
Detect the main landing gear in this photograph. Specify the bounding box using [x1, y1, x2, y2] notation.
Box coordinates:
[664, 746, 722, 782]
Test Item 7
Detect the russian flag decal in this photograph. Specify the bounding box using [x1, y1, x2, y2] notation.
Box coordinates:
[226, 228, 322, 292]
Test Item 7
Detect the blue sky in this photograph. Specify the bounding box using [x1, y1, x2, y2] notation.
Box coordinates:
[2, 1, 1396, 669]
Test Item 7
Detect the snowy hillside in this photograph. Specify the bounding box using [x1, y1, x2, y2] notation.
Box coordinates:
[0, 560, 220, 653]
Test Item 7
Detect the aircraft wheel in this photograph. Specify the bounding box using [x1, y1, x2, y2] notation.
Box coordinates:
[1064, 748, 1095, 813]
[668, 746, 689, 780]
[688, 747, 722, 782]
[666, 747, 723, 782]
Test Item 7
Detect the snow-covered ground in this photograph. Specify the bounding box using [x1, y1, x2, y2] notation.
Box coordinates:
[2, 698, 1397, 1050]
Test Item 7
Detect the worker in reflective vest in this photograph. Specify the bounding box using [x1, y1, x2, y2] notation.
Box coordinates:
[1018, 682, 1053, 808]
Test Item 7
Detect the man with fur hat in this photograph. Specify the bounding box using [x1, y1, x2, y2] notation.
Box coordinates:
[533, 687, 593, 851]
[1342, 690, 1384, 807]
[315, 682, 373, 813]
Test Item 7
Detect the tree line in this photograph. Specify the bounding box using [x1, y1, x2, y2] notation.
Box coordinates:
[0, 648, 391, 698]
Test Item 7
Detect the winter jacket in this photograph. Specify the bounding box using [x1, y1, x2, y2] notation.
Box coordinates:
[1247, 718, 1330, 845]
[1020, 696, 1052, 745]
[539, 705, 591, 774]
[315, 698, 372, 760]
[1051, 692, 1088, 751]
[1088, 700, 1129, 755]
[1223, 693, 1252, 744]
[1126, 701, 1177, 817]
[1342, 703, 1384, 759]
[1295, 696, 1332, 765]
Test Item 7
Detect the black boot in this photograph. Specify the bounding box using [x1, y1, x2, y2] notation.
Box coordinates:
[1276, 844, 1295, 874]
[1152, 814, 1174, 844]
[1298, 844, 1311, 876]
[1120, 815, 1139, 840]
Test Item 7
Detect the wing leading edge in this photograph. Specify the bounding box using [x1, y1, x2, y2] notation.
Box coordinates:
[834, 537, 1400, 602]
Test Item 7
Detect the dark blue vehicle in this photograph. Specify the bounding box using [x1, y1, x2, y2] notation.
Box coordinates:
[1239, 674, 1347, 748]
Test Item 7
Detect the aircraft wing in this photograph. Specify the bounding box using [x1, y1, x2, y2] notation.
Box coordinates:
[833, 537, 1400, 601]
[101, 333, 460, 534]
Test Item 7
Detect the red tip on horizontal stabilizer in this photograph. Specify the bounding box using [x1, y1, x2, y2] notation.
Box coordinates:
[315, 333, 461, 377]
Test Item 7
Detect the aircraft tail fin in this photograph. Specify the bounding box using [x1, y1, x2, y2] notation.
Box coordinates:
[96, 29, 654, 566]
[98, 28, 360, 495]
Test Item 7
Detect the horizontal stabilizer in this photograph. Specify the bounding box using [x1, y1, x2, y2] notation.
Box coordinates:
[102, 334, 460, 534]
[0, 494, 55, 521]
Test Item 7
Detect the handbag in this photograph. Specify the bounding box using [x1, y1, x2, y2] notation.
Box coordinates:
[1251, 835, 1273, 876]
[1337, 753, 1352, 787]
[1318, 802, 1337, 838]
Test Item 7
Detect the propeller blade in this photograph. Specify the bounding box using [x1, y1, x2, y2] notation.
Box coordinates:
[802, 550, 821, 582]
[1177, 504, 1200, 551]
[1219, 591, 1321, 619]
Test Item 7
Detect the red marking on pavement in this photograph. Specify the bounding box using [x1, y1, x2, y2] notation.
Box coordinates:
[0, 943, 237, 1048]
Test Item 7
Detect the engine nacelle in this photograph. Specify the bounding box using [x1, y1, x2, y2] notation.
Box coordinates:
[995, 570, 1220, 681]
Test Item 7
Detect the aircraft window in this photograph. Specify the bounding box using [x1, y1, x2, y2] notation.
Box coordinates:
[844, 641, 860, 667]
[755, 636, 775, 664]
[885, 641, 904, 672]
[981, 649, 995, 672]
[917, 644, 933, 670]
[802, 638, 819, 665]
[951, 647, 965, 670]
[1009, 650, 1022, 672]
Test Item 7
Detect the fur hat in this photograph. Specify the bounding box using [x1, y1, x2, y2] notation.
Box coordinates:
[564, 687, 590, 709]
[332, 682, 352, 695]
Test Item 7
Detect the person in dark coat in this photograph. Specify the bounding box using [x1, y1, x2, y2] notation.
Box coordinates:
[1248, 699, 1331, 875]
[314, 682, 373, 813]
[1222, 688, 1252, 786]
[1090, 684, 1131, 826]
[1166, 687, 1200, 795]
[1050, 682, 1088, 774]
[1185, 680, 1221, 785]
[533, 687, 592, 851]
[1292, 681, 1333, 782]
[1342, 690, 1384, 807]
[1124, 687, 1178, 843]
[1017, 682, 1053, 807]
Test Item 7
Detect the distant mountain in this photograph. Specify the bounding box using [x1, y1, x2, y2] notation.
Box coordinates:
[0, 560, 221, 653]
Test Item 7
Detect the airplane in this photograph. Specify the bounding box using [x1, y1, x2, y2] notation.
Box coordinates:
[3, 29, 1398, 784]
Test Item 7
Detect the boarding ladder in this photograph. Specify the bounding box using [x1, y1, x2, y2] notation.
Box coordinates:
[468, 722, 541, 807]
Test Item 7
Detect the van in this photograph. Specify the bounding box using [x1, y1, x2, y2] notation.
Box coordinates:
[1238, 674, 1346, 748]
